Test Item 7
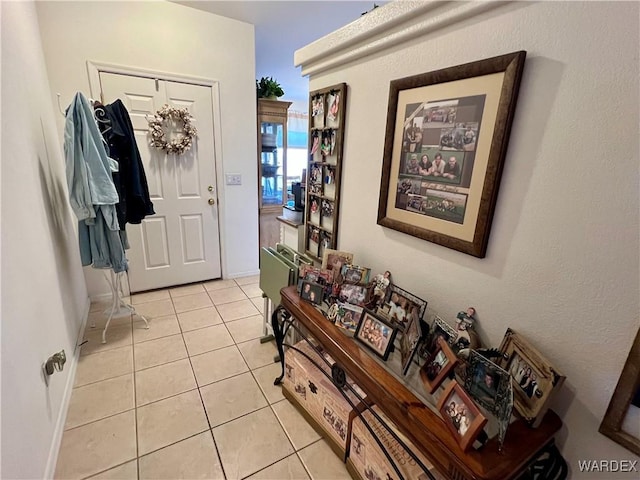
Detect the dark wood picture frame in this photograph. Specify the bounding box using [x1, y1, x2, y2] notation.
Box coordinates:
[377, 283, 427, 332]
[300, 280, 324, 305]
[420, 337, 458, 394]
[377, 51, 526, 257]
[420, 315, 458, 360]
[599, 326, 640, 456]
[355, 309, 398, 361]
[437, 380, 488, 452]
[304, 83, 348, 261]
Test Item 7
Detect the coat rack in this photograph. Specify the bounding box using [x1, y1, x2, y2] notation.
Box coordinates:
[90, 270, 149, 343]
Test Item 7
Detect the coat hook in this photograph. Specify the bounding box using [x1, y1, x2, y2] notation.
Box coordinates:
[56, 93, 65, 117]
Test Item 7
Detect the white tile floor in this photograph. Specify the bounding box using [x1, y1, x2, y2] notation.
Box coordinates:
[55, 277, 352, 480]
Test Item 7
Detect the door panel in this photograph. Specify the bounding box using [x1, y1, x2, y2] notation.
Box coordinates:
[180, 214, 205, 263]
[99, 72, 222, 292]
[142, 217, 170, 268]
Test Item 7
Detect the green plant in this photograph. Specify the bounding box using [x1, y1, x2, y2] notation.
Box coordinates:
[256, 76, 284, 99]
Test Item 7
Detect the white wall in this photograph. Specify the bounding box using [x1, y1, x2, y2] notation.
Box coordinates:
[0, 2, 90, 478]
[35, 1, 259, 297]
[299, 1, 639, 476]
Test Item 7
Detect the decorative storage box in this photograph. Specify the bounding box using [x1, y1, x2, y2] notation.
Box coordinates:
[348, 406, 445, 480]
[283, 339, 369, 457]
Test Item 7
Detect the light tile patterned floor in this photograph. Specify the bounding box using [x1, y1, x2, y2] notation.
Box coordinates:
[55, 277, 350, 480]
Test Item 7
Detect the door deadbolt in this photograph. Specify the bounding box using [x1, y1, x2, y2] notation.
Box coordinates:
[208, 198, 215, 205]
[208, 185, 214, 192]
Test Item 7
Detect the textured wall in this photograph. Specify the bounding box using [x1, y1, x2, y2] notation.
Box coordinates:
[1, 2, 89, 478]
[36, 1, 259, 296]
[303, 1, 640, 475]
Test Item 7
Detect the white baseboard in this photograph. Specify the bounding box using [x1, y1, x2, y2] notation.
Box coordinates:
[89, 292, 113, 303]
[43, 297, 91, 479]
[228, 269, 260, 279]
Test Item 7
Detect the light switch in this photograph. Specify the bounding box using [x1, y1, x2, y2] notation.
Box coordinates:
[225, 174, 242, 185]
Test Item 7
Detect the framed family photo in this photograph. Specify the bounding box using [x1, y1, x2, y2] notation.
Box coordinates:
[299, 264, 333, 286]
[321, 249, 354, 281]
[338, 283, 369, 306]
[420, 337, 458, 394]
[498, 328, 566, 427]
[340, 264, 371, 285]
[437, 381, 488, 452]
[377, 51, 527, 257]
[300, 281, 324, 305]
[355, 310, 397, 361]
[377, 284, 427, 332]
[334, 302, 363, 335]
[420, 315, 457, 360]
[464, 350, 512, 417]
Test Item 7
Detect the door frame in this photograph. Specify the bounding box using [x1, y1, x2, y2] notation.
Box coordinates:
[87, 60, 228, 283]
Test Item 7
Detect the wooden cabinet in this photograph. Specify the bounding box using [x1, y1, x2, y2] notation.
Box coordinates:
[274, 286, 564, 480]
[257, 99, 292, 212]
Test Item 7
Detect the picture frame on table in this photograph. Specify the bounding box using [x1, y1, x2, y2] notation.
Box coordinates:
[399, 311, 423, 375]
[420, 337, 458, 394]
[300, 280, 324, 306]
[437, 380, 488, 452]
[420, 315, 457, 360]
[464, 350, 512, 417]
[321, 249, 354, 281]
[377, 284, 427, 332]
[338, 283, 369, 306]
[299, 264, 333, 286]
[334, 302, 363, 335]
[354, 310, 398, 361]
[340, 264, 371, 286]
[497, 328, 566, 427]
[377, 51, 527, 258]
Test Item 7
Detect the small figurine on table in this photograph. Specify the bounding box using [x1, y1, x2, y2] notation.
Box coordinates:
[453, 307, 480, 356]
[371, 270, 391, 306]
[456, 307, 476, 330]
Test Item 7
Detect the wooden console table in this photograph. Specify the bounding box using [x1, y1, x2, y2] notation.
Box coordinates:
[273, 285, 564, 480]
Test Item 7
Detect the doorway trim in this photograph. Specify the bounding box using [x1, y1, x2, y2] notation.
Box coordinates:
[86, 60, 228, 281]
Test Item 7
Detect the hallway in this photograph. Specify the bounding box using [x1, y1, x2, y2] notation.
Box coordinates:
[55, 277, 351, 479]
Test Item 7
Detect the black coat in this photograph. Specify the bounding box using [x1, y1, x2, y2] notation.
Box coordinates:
[103, 100, 155, 227]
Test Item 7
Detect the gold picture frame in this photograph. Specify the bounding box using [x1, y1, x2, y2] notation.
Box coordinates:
[377, 51, 526, 257]
[497, 328, 566, 427]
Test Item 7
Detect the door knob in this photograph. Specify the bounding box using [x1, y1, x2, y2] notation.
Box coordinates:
[208, 185, 214, 192]
[208, 198, 215, 205]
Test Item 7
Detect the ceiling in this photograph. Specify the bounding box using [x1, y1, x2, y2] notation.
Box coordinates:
[175, 1, 386, 107]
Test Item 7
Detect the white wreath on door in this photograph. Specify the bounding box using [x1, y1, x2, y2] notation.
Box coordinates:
[148, 104, 197, 154]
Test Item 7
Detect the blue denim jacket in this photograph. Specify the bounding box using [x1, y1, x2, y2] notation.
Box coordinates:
[64, 92, 119, 229]
[64, 92, 126, 272]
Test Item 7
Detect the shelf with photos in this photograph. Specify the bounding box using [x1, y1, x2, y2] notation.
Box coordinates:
[303, 83, 346, 259]
[285, 247, 568, 469]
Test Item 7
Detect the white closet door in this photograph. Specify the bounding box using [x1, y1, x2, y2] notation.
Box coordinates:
[100, 72, 222, 292]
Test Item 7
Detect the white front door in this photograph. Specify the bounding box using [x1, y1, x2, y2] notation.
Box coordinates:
[99, 72, 222, 292]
